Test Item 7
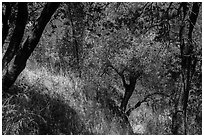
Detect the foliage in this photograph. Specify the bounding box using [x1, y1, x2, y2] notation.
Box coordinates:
[2, 2, 201, 135]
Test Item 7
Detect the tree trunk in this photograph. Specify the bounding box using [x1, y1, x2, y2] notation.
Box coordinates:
[176, 2, 200, 135]
[2, 3, 60, 93]
[2, 3, 12, 46]
[2, 3, 28, 70]
[120, 72, 141, 112]
[104, 64, 141, 113]
[182, 3, 200, 134]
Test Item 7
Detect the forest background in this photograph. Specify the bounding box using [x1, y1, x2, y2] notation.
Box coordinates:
[1, 2, 202, 135]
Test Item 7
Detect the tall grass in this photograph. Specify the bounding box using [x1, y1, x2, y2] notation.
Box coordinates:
[4, 61, 193, 135]
[2, 66, 133, 135]
[2, 67, 87, 134]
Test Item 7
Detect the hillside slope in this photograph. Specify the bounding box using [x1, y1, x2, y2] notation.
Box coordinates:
[2, 67, 134, 135]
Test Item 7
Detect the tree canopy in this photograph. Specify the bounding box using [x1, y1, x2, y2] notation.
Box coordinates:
[2, 2, 202, 135]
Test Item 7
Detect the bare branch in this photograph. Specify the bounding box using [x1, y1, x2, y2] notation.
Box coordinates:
[126, 92, 171, 116]
[102, 63, 128, 87]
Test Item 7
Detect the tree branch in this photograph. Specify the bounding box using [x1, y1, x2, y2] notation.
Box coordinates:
[103, 63, 128, 87]
[126, 92, 171, 116]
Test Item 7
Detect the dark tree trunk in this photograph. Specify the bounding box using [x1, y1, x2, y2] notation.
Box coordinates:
[2, 3, 28, 70]
[2, 3, 12, 46]
[104, 64, 141, 113]
[120, 72, 141, 112]
[120, 76, 136, 112]
[175, 2, 200, 135]
[182, 3, 200, 134]
[2, 3, 60, 93]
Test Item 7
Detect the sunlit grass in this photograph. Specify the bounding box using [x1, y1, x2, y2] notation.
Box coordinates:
[4, 62, 193, 135]
[2, 66, 133, 134]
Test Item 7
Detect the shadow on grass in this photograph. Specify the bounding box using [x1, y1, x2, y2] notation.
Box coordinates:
[2, 84, 90, 135]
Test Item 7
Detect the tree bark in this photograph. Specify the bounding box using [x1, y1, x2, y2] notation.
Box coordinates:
[175, 2, 200, 135]
[119, 70, 142, 112]
[104, 63, 142, 112]
[182, 3, 200, 134]
[2, 3, 60, 93]
[120, 72, 139, 112]
[2, 3, 12, 46]
[2, 3, 28, 70]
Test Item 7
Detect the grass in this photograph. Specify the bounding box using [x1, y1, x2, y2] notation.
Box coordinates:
[3, 64, 200, 135]
[2, 66, 133, 135]
[2, 67, 87, 134]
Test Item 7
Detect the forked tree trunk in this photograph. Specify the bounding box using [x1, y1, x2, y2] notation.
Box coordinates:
[120, 74, 138, 112]
[120, 71, 141, 112]
[104, 63, 142, 113]
[2, 3, 60, 93]
[2, 3, 28, 70]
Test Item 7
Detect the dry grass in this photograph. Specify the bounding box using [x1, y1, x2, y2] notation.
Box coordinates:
[2, 66, 133, 135]
[4, 63, 195, 135]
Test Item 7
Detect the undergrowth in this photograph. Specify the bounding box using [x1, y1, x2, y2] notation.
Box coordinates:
[2, 67, 133, 135]
[4, 65, 198, 135]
